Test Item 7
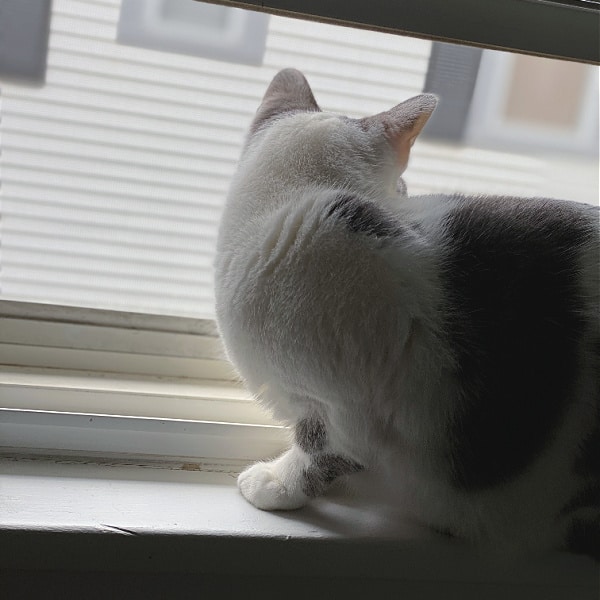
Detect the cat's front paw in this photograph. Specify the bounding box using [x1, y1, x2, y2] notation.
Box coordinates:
[238, 461, 308, 511]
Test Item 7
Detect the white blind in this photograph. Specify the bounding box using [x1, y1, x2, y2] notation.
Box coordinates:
[0, 0, 596, 319]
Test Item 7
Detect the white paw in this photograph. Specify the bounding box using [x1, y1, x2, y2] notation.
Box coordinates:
[238, 462, 307, 511]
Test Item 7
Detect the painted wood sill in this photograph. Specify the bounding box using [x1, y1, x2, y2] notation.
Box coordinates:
[0, 456, 597, 598]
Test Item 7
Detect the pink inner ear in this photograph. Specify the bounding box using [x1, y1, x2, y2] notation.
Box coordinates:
[366, 94, 437, 170]
[395, 138, 413, 173]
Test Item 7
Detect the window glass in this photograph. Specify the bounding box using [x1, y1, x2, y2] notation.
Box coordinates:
[0, 0, 597, 318]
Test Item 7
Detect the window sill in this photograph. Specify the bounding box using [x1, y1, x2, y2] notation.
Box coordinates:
[1, 456, 597, 597]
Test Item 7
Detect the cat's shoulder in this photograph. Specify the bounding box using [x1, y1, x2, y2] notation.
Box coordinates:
[403, 193, 599, 239]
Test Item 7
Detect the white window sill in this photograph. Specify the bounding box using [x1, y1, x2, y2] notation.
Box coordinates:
[1, 457, 597, 598]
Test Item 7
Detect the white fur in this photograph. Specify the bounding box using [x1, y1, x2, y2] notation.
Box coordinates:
[238, 446, 311, 510]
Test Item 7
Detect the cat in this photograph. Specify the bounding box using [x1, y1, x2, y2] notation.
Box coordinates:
[214, 68, 599, 558]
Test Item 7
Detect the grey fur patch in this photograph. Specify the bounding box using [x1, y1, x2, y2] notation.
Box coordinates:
[302, 466, 325, 498]
[574, 407, 600, 477]
[441, 195, 598, 490]
[327, 194, 404, 238]
[560, 485, 600, 516]
[301, 454, 363, 498]
[295, 416, 327, 454]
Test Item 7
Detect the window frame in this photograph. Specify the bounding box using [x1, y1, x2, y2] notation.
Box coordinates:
[209, 0, 600, 64]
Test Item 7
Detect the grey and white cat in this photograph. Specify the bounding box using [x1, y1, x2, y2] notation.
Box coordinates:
[214, 69, 599, 558]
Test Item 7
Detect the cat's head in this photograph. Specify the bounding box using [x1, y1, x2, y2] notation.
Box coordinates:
[240, 68, 437, 198]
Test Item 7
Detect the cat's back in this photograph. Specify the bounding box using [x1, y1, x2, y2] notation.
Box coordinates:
[403, 193, 599, 337]
[406, 194, 599, 491]
[215, 188, 444, 401]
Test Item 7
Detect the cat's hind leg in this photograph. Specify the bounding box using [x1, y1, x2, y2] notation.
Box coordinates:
[237, 414, 363, 510]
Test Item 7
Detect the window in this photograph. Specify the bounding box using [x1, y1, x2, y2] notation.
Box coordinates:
[1, 0, 598, 463]
[117, 0, 270, 65]
[423, 43, 599, 156]
[0, 0, 52, 85]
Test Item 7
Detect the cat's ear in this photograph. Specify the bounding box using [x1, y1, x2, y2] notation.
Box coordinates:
[360, 94, 437, 171]
[250, 68, 320, 134]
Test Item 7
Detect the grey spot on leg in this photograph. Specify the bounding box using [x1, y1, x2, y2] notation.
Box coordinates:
[295, 416, 327, 454]
[302, 465, 326, 498]
[302, 454, 363, 498]
[314, 454, 363, 482]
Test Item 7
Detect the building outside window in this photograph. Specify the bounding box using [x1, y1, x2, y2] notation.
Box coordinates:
[1, 0, 597, 320]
